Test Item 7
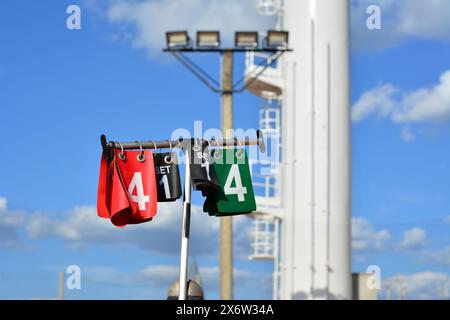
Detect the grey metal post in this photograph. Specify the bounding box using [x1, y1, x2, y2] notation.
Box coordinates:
[178, 148, 192, 300]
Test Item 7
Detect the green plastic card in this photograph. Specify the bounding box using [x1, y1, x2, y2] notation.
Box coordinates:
[204, 148, 256, 216]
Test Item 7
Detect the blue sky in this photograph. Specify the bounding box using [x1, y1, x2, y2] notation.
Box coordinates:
[0, 0, 449, 300]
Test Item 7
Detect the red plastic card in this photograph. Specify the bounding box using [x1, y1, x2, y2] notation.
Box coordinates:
[97, 149, 157, 227]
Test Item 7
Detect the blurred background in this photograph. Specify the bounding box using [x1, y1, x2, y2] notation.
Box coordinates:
[0, 0, 449, 300]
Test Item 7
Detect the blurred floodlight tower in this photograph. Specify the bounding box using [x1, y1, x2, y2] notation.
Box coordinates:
[164, 29, 291, 301]
[246, 0, 351, 300]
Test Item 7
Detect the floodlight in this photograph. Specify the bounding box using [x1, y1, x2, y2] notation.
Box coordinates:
[235, 31, 259, 49]
[197, 31, 220, 48]
[265, 30, 289, 49]
[166, 31, 191, 49]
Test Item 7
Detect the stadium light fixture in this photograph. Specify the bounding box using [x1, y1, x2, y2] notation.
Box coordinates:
[265, 30, 289, 49]
[235, 31, 259, 49]
[166, 31, 191, 49]
[197, 31, 220, 48]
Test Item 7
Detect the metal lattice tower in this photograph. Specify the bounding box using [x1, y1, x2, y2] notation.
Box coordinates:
[250, 217, 274, 259]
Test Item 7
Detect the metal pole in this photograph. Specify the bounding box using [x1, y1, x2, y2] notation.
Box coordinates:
[220, 49, 234, 300]
[178, 149, 192, 300]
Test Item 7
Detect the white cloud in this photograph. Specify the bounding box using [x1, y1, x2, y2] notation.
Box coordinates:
[100, 1, 450, 54]
[83, 266, 136, 286]
[352, 217, 391, 253]
[196, 266, 252, 292]
[84, 0, 105, 17]
[28, 203, 211, 255]
[137, 264, 252, 293]
[351, 84, 398, 122]
[383, 271, 450, 300]
[136, 264, 179, 287]
[105, 0, 273, 57]
[76, 263, 255, 295]
[0, 198, 25, 249]
[352, 70, 450, 126]
[27, 202, 251, 257]
[394, 71, 450, 123]
[399, 228, 427, 250]
[0, 197, 6, 212]
[426, 246, 450, 267]
[352, 0, 450, 51]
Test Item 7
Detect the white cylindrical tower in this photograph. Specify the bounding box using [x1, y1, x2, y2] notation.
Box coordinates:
[281, 0, 351, 299]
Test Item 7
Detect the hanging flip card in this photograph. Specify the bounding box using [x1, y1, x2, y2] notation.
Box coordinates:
[203, 148, 256, 216]
[183, 138, 219, 197]
[97, 154, 138, 227]
[153, 152, 182, 202]
[97, 149, 158, 227]
[97, 154, 111, 219]
[113, 149, 158, 225]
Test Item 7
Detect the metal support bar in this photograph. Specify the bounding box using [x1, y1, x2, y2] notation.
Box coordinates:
[179, 52, 221, 87]
[171, 52, 222, 93]
[163, 48, 293, 53]
[103, 130, 266, 153]
[232, 51, 284, 92]
[168, 50, 288, 94]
